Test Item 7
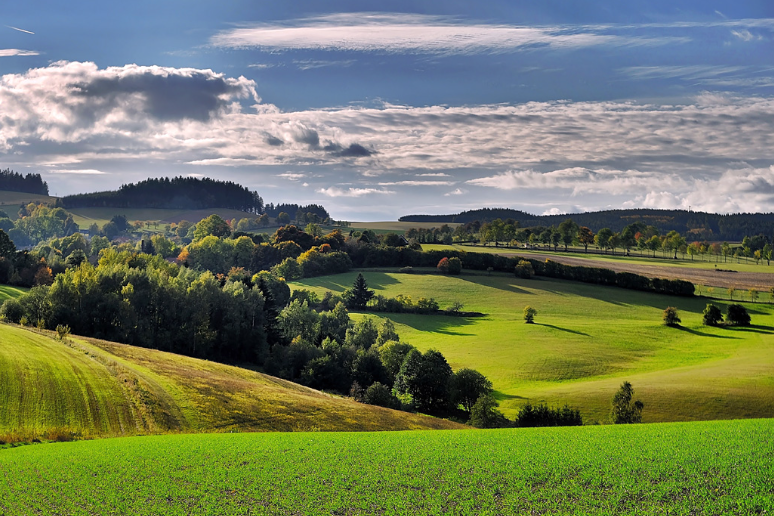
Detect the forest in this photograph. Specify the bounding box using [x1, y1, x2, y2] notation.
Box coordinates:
[0, 169, 49, 195]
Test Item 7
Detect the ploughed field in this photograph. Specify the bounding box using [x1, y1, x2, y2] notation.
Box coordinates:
[292, 270, 774, 423]
[0, 324, 460, 441]
[1, 418, 771, 515]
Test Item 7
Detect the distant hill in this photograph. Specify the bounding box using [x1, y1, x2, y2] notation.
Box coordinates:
[62, 176, 264, 213]
[400, 208, 774, 241]
[0, 324, 461, 440]
[0, 169, 48, 196]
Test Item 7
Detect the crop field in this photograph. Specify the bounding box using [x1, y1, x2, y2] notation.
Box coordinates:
[0, 418, 771, 515]
[0, 285, 27, 302]
[292, 270, 774, 423]
[0, 324, 461, 441]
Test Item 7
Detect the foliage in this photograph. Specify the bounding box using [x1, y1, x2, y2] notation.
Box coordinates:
[662, 306, 681, 326]
[447, 256, 462, 275]
[514, 260, 534, 279]
[55, 324, 71, 341]
[515, 404, 582, 427]
[702, 304, 723, 326]
[0, 168, 48, 195]
[468, 394, 509, 428]
[436, 257, 450, 274]
[344, 273, 374, 310]
[193, 214, 231, 241]
[523, 305, 537, 324]
[726, 304, 751, 326]
[449, 368, 493, 413]
[394, 349, 453, 413]
[611, 381, 644, 424]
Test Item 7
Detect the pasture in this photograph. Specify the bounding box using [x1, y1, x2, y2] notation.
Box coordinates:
[0, 418, 771, 515]
[67, 207, 255, 230]
[0, 285, 27, 302]
[292, 270, 774, 422]
[0, 324, 461, 441]
[0, 190, 56, 218]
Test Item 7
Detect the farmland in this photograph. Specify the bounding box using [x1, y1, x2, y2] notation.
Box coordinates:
[0, 324, 461, 441]
[0, 285, 26, 302]
[1, 418, 771, 515]
[292, 270, 774, 423]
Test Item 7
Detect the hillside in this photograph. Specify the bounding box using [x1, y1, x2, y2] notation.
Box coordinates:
[0, 324, 462, 440]
[292, 270, 774, 423]
[0, 190, 57, 219]
[399, 207, 774, 240]
[1, 418, 771, 514]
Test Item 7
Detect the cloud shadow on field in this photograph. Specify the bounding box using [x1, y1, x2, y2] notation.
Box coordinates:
[455, 275, 535, 295]
[389, 313, 478, 336]
[493, 391, 527, 402]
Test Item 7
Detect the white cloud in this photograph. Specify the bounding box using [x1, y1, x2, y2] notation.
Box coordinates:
[317, 187, 395, 197]
[444, 188, 466, 196]
[279, 172, 306, 180]
[731, 29, 762, 42]
[417, 172, 451, 177]
[0, 49, 39, 57]
[210, 13, 682, 55]
[377, 180, 455, 186]
[49, 168, 107, 175]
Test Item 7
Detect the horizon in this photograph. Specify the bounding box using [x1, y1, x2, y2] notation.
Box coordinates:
[1, 1, 773, 220]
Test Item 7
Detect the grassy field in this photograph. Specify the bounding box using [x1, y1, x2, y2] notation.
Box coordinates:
[0, 285, 27, 302]
[424, 243, 774, 274]
[0, 190, 56, 218]
[0, 324, 461, 441]
[67, 207, 256, 229]
[0, 418, 771, 515]
[292, 270, 774, 423]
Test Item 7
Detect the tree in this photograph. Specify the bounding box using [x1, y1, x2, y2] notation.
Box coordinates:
[362, 382, 398, 408]
[514, 260, 534, 279]
[447, 257, 462, 275]
[595, 228, 613, 253]
[610, 381, 644, 424]
[449, 368, 493, 413]
[662, 306, 681, 326]
[523, 305, 537, 324]
[394, 349, 453, 412]
[345, 273, 374, 310]
[193, 214, 231, 241]
[749, 289, 759, 302]
[469, 394, 509, 428]
[277, 212, 291, 225]
[577, 226, 594, 253]
[558, 219, 579, 251]
[437, 257, 450, 274]
[726, 304, 750, 326]
[702, 303, 723, 326]
[0, 230, 16, 259]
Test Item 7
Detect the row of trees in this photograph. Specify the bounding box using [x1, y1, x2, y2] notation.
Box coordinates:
[0, 169, 48, 195]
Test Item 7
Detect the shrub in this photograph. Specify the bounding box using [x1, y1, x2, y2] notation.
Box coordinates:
[362, 382, 399, 409]
[702, 304, 723, 326]
[437, 257, 450, 274]
[514, 260, 535, 279]
[523, 306, 537, 324]
[662, 307, 681, 327]
[516, 403, 583, 427]
[610, 381, 644, 424]
[726, 304, 751, 326]
[469, 394, 510, 428]
[447, 257, 462, 275]
[55, 324, 71, 341]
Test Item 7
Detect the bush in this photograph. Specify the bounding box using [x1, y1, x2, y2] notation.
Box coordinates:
[516, 403, 582, 427]
[55, 324, 71, 341]
[726, 304, 751, 326]
[0, 298, 24, 323]
[362, 382, 400, 409]
[523, 305, 537, 324]
[447, 257, 462, 275]
[514, 260, 534, 279]
[702, 304, 723, 326]
[437, 257, 450, 274]
[662, 307, 681, 327]
[469, 394, 510, 428]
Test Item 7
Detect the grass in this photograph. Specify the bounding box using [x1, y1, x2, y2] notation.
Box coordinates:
[292, 270, 774, 423]
[0, 285, 27, 302]
[0, 190, 56, 219]
[67, 207, 255, 230]
[0, 418, 771, 514]
[0, 324, 462, 441]
[424, 243, 774, 274]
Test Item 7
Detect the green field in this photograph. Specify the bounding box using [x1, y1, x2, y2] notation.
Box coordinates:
[292, 270, 774, 423]
[0, 324, 461, 441]
[1, 418, 771, 515]
[424, 243, 774, 274]
[0, 285, 27, 302]
[0, 190, 56, 218]
[67, 207, 257, 230]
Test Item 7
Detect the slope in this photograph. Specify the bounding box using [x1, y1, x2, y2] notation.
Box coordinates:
[0, 324, 462, 440]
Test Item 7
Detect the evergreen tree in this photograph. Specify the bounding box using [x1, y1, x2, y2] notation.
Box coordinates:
[347, 273, 374, 310]
[610, 381, 644, 424]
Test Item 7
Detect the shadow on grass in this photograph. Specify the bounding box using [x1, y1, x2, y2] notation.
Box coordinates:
[674, 325, 738, 339]
[455, 274, 535, 296]
[299, 271, 402, 293]
[388, 313, 479, 336]
[493, 391, 527, 401]
[535, 323, 590, 337]
[722, 324, 774, 335]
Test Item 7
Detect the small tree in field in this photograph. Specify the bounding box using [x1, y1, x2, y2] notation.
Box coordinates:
[726, 304, 751, 326]
[727, 287, 736, 300]
[437, 257, 450, 274]
[610, 381, 644, 424]
[56, 324, 71, 341]
[702, 304, 723, 326]
[523, 306, 537, 324]
[345, 273, 374, 310]
[515, 260, 534, 279]
[749, 289, 759, 302]
[662, 307, 681, 327]
[447, 257, 462, 275]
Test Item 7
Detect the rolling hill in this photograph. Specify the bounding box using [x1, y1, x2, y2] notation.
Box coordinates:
[0, 324, 462, 441]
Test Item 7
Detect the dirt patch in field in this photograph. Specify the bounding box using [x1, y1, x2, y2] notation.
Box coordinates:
[498, 252, 774, 291]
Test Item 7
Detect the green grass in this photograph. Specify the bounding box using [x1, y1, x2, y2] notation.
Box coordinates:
[0, 190, 56, 219]
[292, 270, 774, 423]
[0, 285, 27, 302]
[1, 418, 772, 515]
[424, 243, 774, 274]
[0, 324, 462, 440]
[67, 207, 255, 230]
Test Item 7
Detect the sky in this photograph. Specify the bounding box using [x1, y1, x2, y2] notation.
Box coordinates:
[1, 1, 773, 220]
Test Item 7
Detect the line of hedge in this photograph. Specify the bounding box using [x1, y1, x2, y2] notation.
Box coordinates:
[346, 244, 695, 297]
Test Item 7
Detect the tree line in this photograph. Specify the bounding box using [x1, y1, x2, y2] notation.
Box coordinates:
[400, 208, 774, 241]
[0, 169, 49, 195]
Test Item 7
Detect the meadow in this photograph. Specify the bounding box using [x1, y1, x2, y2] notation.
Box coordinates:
[0, 191, 56, 218]
[66, 207, 256, 230]
[0, 324, 460, 441]
[0, 285, 27, 302]
[0, 418, 771, 515]
[292, 270, 774, 423]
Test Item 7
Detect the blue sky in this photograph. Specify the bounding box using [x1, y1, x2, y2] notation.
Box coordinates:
[1, 1, 773, 219]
